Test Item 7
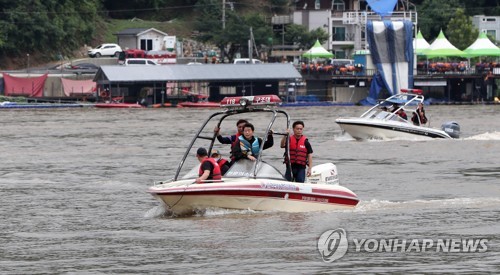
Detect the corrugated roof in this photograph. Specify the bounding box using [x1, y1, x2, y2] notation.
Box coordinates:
[94, 63, 302, 83]
[114, 28, 148, 35]
[114, 28, 168, 36]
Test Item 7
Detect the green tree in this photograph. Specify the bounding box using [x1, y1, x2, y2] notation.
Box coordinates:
[0, 0, 101, 62]
[282, 24, 329, 50]
[417, 0, 461, 39]
[446, 8, 478, 50]
[194, 0, 273, 62]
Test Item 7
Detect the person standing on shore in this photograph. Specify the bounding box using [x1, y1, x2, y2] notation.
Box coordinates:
[281, 121, 313, 183]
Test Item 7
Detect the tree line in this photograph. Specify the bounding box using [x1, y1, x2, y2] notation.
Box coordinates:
[0, 0, 498, 67]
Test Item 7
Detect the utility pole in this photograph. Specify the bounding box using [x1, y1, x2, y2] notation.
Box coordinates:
[249, 27, 253, 61]
[221, 0, 226, 62]
[222, 0, 225, 30]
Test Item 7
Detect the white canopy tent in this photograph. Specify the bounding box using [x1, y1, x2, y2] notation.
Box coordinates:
[423, 30, 466, 58]
[413, 30, 430, 56]
[463, 32, 500, 58]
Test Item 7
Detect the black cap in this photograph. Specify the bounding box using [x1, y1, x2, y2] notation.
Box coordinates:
[196, 147, 208, 156]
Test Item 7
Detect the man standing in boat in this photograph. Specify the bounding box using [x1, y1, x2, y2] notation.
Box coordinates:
[411, 103, 428, 125]
[281, 121, 313, 183]
[231, 123, 274, 162]
[195, 147, 222, 183]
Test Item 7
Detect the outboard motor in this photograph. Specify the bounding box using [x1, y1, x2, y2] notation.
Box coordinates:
[306, 163, 340, 185]
[139, 98, 149, 107]
[441, 121, 460, 138]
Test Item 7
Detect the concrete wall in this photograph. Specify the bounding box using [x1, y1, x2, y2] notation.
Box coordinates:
[138, 32, 166, 51]
[330, 86, 367, 103]
[119, 36, 137, 50]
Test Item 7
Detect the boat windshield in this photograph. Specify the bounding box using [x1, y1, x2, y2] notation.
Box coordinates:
[181, 159, 285, 180]
[224, 159, 285, 180]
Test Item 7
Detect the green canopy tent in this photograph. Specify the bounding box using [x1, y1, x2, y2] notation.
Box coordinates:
[422, 30, 466, 58]
[463, 32, 500, 58]
[302, 40, 334, 59]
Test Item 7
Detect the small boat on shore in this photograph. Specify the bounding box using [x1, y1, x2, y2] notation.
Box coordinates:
[335, 89, 461, 140]
[0, 101, 87, 109]
[177, 94, 219, 108]
[148, 95, 359, 216]
[177, 101, 219, 108]
[94, 102, 144, 108]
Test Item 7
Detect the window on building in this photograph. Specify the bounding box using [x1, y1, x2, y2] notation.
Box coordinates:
[333, 27, 346, 41]
[486, 18, 496, 22]
[334, 50, 346, 59]
[140, 39, 153, 51]
[332, 0, 345, 11]
[315, 0, 320, 10]
[486, 30, 496, 38]
[220, 86, 236, 95]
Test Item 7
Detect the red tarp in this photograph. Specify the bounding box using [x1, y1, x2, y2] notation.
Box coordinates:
[3, 73, 47, 97]
[61, 78, 96, 96]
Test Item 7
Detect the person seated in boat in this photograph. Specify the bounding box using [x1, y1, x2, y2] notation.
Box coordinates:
[280, 120, 313, 183]
[411, 103, 428, 126]
[392, 105, 407, 120]
[195, 147, 222, 183]
[231, 123, 274, 162]
[211, 149, 230, 175]
[396, 108, 407, 120]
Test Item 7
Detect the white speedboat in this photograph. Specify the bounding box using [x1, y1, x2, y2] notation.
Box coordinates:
[148, 95, 359, 216]
[335, 89, 460, 140]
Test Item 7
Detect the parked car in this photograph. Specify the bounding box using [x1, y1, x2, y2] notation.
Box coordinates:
[122, 58, 158, 65]
[88, 43, 122, 58]
[233, 58, 262, 64]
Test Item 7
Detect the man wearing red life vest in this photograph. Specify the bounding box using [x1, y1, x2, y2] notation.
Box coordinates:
[195, 147, 222, 183]
[280, 121, 313, 183]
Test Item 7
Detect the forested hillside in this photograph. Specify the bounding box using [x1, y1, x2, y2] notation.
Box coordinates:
[0, 0, 498, 69]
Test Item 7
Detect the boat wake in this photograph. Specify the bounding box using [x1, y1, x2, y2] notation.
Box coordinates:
[144, 205, 263, 219]
[354, 197, 500, 212]
[144, 205, 170, 218]
[465, 131, 500, 140]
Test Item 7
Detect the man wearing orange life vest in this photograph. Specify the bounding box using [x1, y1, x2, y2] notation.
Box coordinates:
[281, 121, 313, 183]
[195, 147, 222, 183]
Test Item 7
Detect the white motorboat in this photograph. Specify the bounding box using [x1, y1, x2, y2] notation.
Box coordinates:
[335, 89, 460, 140]
[148, 95, 359, 216]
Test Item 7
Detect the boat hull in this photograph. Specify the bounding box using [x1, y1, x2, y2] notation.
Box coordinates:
[336, 118, 452, 140]
[148, 179, 359, 215]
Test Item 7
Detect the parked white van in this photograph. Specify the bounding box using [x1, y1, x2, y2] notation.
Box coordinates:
[123, 58, 158, 65]
[328, 59, 354, 67]
[233, 58, 262, 64]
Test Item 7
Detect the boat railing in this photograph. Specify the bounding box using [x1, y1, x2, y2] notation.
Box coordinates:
[375, 111, 392, 120]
